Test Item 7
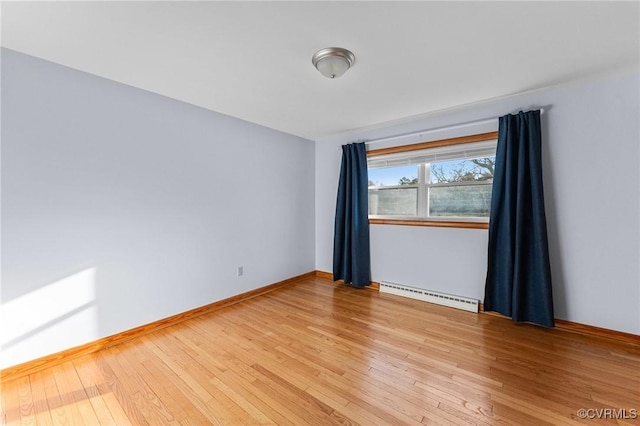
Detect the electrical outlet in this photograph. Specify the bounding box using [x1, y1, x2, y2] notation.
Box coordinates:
[238, 266, 243, 276]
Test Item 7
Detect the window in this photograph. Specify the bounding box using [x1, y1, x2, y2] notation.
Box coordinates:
[367, 132, 497, 228]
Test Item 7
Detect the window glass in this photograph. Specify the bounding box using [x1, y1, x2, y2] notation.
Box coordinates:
[428, 156, 494, 218]
[429, 184, 492, 217]
[430, 157, 494, 183]
[369, 187, 418, 216]
[368, 165, 417, 187]
[368, 165, 418, 216]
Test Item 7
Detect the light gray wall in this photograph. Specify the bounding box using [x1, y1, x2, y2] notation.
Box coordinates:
[1, 48, 315, 368]
[316, 67, 640, 335]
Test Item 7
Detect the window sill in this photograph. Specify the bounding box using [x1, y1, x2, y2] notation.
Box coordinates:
[369, 218, 489, 229]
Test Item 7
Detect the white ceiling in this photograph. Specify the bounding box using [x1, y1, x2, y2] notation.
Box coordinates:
[2, 1, 639, 140]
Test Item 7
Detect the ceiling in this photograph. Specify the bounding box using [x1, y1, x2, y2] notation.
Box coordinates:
[2, 1, 639, 140]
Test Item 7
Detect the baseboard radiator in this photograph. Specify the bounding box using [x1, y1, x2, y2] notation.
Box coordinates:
[379, 281, 479, 313]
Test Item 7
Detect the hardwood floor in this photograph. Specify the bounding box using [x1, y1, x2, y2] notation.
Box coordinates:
[2, 275, 639, 425]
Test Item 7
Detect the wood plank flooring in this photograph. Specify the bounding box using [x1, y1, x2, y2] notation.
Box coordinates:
[2, 276, 639, 425]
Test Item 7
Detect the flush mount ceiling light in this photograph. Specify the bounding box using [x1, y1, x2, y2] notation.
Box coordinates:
[312, 47, 355, 79]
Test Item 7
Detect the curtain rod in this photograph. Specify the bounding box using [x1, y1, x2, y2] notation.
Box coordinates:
[363, 108, 545, 146]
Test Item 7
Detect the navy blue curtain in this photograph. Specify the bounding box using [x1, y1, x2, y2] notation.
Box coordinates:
[333, 142, 371, 287]
[484, 110, 554, 327]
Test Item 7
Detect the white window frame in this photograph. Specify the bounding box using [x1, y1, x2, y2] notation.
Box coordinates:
[367, 132, 498, 228]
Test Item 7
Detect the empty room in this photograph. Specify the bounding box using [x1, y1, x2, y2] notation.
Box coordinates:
[1, 1, 639, 425]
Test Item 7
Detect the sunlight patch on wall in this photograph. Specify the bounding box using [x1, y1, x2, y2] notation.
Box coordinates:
[0, 267, 98, 368]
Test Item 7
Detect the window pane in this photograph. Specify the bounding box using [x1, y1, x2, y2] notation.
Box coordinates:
[429, 184, 492, 217]
[369, 187, 418, 216]
[368, 165, 418, 216]
[369, 165, 418, 187]
[430, 157, 495, 183]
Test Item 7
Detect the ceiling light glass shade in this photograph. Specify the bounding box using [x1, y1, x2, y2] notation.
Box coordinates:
[312, 47, 355, 79]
